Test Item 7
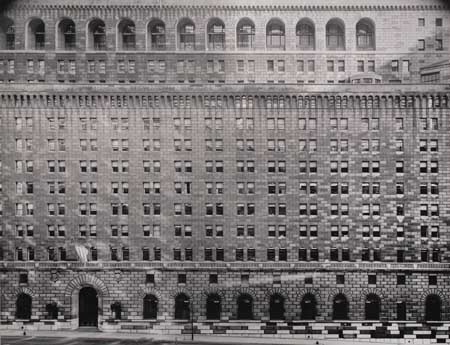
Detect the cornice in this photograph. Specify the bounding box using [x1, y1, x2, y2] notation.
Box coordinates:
[2, 261, 450, 272]
[10, 4, 450, 12]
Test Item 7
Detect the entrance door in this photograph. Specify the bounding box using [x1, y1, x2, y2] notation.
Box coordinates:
[425, 295, 441, 321]
[269, 294, 285, 320]
[206, 294, 221, 320]
[79, 287, 98, 327]
[301, 293, 317, 320]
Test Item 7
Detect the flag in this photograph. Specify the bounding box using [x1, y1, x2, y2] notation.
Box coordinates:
[75, 244, 89, 263]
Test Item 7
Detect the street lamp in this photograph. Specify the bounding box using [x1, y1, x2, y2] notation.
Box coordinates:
[184, 298, 194, 341]
[0, 269, 7, 325]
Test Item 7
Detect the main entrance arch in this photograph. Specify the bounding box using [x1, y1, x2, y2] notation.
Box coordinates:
[65, 274, 109, 329]
[79, 287, 98, 327]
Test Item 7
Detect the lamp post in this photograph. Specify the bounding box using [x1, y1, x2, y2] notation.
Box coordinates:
[0, 269, 7, 326]
[184, 298, 194, 341]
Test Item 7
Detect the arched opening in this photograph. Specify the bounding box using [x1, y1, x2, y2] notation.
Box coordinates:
[266, 19, 285, 50]
[16, 293, 32, 319]
[207, 18, 225, 50]
[365, 294, 381, 320]
[118, 19, 136, 50]
[236, 18, 255, 49]
[143, 294, 158, 319]
[206, 293, 221, 320]
[237, 293, 253, 320]
[79, 286, 98, 327]
[57, 18, 76, 50]
[326, 19, 345, 50]
[356, 19, 375, 50]
[269, 293, 285, 320]
[174, 293, 190, 320]
[148, 19, 165, 50]
[178, 18, 195, 50]
[0, 17, 15, 50]
[425, 294, 441, 321]
[301, 293, 317, 320]
[296, 19, 315, 50]
[333, 294, 349, 320]
[87, 18, 106, 51]
[396, 301, 406, 321]
[27, 18, 45, 50]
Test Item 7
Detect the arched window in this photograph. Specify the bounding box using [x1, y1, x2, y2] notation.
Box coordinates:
[236, 18, 255, 49]
[365, 294, 381, 320]
[88, 19, 106, 51]
[16, 293, 32, 319]
[269, 294, 285, 320]
[206, 294, 221, 320]
[237, 294, 253, 320]
[143, 295, 158, 319]
[174, 293, 190, 320]
[296, 19, 315, 50]
[266, 19, 285, 50]
[118, 19, 136, 50]
[396, 301, 406, 321]
[28, 18, 45, 50]
[301, 293, 317, 320]
[207, 18, 225, 50]
[57, 18, 76, 50]
[0, 17, 15, 50]
[425, 294, 441, 321]
[326, 19, 345, 50]
[178, 18, 195, 50]
[332, 294, 349, 320]
[148, 19, 165, 50]
[356, 19, 375, 50]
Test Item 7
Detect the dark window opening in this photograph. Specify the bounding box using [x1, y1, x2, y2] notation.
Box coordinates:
[175, 293, 190, 320]
[269, 294, 285, 320]
[237, 293, 253, 320]
[301, 293, 317, 320]
[16, 293, 32, 319]
[206, 293, 221, 320]
[143, 294, 158, 319]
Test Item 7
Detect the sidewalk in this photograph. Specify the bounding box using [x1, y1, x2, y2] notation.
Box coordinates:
[0, 329, 426, 345]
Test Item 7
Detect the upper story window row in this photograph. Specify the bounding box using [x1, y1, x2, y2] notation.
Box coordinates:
[0, 16, 376, 51]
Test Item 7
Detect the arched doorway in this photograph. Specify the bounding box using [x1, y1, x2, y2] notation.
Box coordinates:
[333, 294, 349, 320]
[269, 294, 285, 320]
[175, 293, 190, 320]
[365, 294, 381, 320]
[143, 294, 158, 319]
[206, 294, 221, 320]
[79, 287, 98, 327]
[425, 294, 441, 321]
[16, 293, 32, 319]
[237, 294, 253, 320]
[301, 293, 317, 320]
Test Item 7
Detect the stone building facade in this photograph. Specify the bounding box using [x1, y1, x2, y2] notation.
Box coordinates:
[0, 0, 450, 341]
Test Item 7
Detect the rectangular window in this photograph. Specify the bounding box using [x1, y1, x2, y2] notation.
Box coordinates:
[402, 60, 410, 73]
[418, 39, 425, 51]
[327, 60, 334, 72]
[357, 60, 364, 72]
[392, 60, 399, 72]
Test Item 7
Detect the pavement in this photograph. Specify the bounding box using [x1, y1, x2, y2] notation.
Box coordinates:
[0, 330, 441, 345]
